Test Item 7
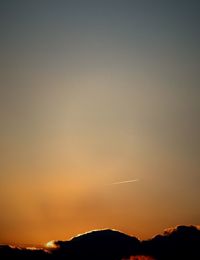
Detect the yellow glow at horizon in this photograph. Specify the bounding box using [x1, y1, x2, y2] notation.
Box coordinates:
[45, 240, 58, 249]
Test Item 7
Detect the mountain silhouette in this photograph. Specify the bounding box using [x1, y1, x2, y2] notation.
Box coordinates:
[141, 225, 200, 260]
[53, 229, 140, 260]
[0, 225, 200, 259]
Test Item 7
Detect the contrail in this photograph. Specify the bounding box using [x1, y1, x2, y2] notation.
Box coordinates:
[109, 179, 139, 185]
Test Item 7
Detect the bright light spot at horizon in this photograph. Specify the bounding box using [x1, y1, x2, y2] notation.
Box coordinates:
[45, 240, 58, 249]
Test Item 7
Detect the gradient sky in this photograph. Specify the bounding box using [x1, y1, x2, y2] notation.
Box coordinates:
[0, 0, 200, 245]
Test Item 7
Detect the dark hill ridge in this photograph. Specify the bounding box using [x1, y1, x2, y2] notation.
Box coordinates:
[141, 225, 200, 260]
[53, 229, 140, 259]
[0, 225, 200, 259]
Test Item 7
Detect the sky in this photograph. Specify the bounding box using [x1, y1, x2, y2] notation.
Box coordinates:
[0, 0, 200, 246]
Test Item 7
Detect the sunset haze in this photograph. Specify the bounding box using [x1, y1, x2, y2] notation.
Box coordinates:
[0, 0, 199, 246]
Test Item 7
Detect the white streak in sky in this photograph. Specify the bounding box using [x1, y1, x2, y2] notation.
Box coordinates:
[109, 179, 139, 185]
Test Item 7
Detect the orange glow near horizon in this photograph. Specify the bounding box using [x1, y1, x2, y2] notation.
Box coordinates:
[0, 0, 199, 247]
[45, 241, 58, 249]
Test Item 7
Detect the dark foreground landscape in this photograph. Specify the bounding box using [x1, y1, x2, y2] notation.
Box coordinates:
[0, 225, 200, 260]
